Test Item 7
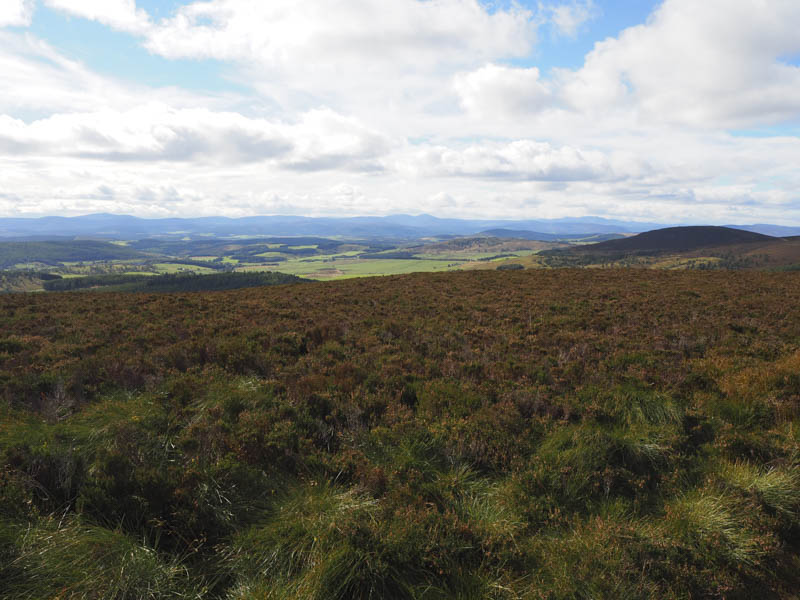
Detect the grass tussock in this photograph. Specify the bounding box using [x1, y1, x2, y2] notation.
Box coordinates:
[0, 516, 201, 600]
[719, 460, 800, 523]
[665, 491, 770, 567]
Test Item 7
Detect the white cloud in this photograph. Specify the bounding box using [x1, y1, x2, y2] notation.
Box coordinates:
[0, 107, 287, 162]
[541, 0, 598, 38]
[0, 32, 123, 115]
[454, 63, 555, 117]
[450, 0, 800, 135]
[1, 0, 800, 224]
[143, 0, 536, 67]
[408, 140, 611, 181]
[44, 0, 151, 34]
[558, 0, 800, 127]
[0, 0, 34, 27]
[0, 104, 391, 171]
[0, 31, 246, 118]
[134, 0, 542, 124]
[283, 109, 391, 172]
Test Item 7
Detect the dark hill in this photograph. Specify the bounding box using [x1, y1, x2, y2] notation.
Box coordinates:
[43, 271, 309, 293]
[0, 240, 145, 268]
[577, 226, 774, 254]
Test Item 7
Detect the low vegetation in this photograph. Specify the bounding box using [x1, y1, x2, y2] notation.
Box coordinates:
[43, 271, 308, 293]
[1, 269, 799, 598]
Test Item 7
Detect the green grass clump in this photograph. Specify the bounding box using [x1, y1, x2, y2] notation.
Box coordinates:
[226, 482, 427, 599]
[604, 387, 683, 426]
[0, 516, 201, 600]
[228, 482, 380, 582]
[436, 467, 523, 545]
[523, 517, 664, 600]
[517, 422, 674, 522]
[225, 474, 520, 599]
[665, 490, 774, 570]
[719, 460, 800, 523]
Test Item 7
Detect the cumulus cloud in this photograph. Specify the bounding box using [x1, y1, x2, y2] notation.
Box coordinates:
[408, 140, 611, 182]
[558, 0, 800, 127]
[44, 0, 151, 34]
[0, 104, 391, 171]
[541, 0, 598, 38]
[0, 32, 245, 117]
[142, 0, 536, 68]
[2, 0, 800, 224]
[450, 0, 800, 132]
[0, 0, 33, 28]
[128, 0, 543, 122]
[454, 63, 555, 117]
[0, 107, 287, 162]
[282, 109, 391, 172]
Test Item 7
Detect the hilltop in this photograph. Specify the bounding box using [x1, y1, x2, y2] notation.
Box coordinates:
[2, 269, 800, 598]
[574, 226, 775, 254]
[509, 225, 800, 271]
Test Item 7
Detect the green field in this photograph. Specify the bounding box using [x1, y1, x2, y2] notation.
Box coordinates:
[414, 249, 535, 261]
[237, 257, 466, 279]
[152, 262, 218, 274]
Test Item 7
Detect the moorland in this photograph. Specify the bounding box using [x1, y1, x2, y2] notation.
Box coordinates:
[1, 267, 800, 599]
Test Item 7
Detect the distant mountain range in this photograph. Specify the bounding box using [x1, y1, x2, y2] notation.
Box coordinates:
[1, 213, 798, 241]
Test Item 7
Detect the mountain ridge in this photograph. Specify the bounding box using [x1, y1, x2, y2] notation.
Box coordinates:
[2, 213, 799, 240]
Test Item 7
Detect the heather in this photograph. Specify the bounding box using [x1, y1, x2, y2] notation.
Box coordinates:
[1, 269, 799, 598]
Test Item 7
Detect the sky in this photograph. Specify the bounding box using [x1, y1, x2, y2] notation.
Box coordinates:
[1, 0, 799, 224]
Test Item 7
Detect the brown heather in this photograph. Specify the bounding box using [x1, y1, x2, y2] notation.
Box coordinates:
[1, 269, 799, 599]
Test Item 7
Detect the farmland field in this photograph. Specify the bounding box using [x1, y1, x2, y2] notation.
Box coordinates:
[0, 236, 559, 291]
[239, 256, 465, 279]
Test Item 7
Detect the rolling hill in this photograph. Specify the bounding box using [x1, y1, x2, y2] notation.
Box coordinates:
[0, 240, 146, 269]
[574, 226, 775, 254]
[42, 271, 309, 293]
[525, 225, 800, 271]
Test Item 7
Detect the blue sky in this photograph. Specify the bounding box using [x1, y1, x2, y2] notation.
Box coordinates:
[1, 0, 799, 224]
[25, 1, 664, 94]
[26, 2, 235, 91]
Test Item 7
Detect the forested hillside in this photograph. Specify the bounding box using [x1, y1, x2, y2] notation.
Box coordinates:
[43, 271, 309, 293]
[1, 270, 799, 599]
[0, 240, 145, 268]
